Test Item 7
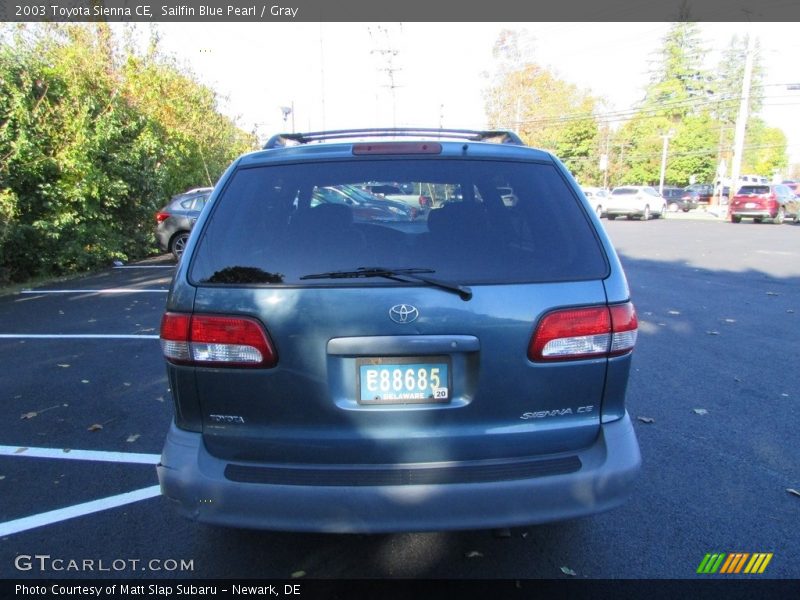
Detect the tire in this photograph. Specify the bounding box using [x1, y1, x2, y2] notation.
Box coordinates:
[730, 215, 741, 223]
[641, 205, 651, 221]
[607, 215, 617, 221]
[657, 204, 667, 218]
[753, 217, 763, 224]
[595, 205, 603, 218]
[773, 208, 785, 224]
[170, 231, 190, 260]
[668, 202, 679, 212]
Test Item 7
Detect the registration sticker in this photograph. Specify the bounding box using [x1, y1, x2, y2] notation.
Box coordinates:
[357, 357, 451, 404]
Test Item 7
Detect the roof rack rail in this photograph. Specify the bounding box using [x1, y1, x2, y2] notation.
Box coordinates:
[263, 128, 524, 149]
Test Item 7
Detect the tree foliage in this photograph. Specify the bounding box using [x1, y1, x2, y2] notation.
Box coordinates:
[483, 25, 790, 190]
[0, 23, 255, 283]
[483, 29, 602, 184]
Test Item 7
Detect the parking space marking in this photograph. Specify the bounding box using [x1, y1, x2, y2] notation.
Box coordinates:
[0, 485, 161, 537]
[20, 289, 168, 294]
[0, 445, 160, 464]
[0, 334, 159, 339]
[113, 265, 175, 269]
[0, 446, 163, 536]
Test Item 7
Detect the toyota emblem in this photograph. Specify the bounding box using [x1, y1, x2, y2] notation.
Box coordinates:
[389, 304, 419, 324]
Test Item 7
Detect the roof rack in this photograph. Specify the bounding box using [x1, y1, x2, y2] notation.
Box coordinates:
[262, 128, 524, 149]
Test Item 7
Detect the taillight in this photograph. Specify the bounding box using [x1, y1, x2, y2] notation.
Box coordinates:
[528, 302, 637, 362]
[155, 212, 171, 223]
[160, 313, 277, 368]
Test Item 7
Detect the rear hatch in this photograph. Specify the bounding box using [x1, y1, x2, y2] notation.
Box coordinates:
[732, 185, 772, 210]
[165, 148, 629, 466]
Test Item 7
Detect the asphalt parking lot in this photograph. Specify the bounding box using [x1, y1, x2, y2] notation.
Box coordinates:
[0, 217, 798, 582]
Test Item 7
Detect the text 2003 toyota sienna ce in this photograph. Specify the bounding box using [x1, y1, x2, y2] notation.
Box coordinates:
[157, 128, 641, 532]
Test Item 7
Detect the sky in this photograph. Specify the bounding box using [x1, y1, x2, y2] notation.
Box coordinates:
[130, 22, 800, 167]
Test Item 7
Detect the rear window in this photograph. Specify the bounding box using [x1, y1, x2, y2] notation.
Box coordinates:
[738, 186, 770, 195]
[189, 159, 608, 286]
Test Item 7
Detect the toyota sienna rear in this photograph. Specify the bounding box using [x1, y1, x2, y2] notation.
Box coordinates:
[157, 128, 641, 532]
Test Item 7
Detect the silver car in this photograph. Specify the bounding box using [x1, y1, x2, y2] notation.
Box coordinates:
[155, 187, 213, 259]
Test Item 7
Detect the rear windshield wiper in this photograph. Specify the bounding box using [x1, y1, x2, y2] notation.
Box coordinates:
[300, 267, 473, 301]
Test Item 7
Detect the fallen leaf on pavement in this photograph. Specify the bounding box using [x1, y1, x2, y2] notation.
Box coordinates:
[465, 551, 484, 559]
[693, 409, 708, 415]
[786, 489, 800, 498]
[126, 434, 140, 443]
[87, 424, 103, 432]
[20, 404, 60, 420]
[290, 571, 306, 579]
[766, 292, 779, 296]
[667, 310, 681, 315]
[637, 416, 655, 424]
[561, 566, 577, 576]
[706, 330, 720, 336]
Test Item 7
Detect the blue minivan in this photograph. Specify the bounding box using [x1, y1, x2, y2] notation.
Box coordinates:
[157, 128, 641, 532]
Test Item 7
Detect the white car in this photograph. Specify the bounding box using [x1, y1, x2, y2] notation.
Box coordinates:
[581, 187, 610, 218]
[606, 186, 667, 220]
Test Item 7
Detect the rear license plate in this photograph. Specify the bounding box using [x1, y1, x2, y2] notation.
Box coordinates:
[745, 202, 757, 208]
[357, 357, 451, 404]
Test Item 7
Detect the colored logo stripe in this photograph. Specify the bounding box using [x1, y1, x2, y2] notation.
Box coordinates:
[697, 554, 725, 574]
[744, 553, 773, 574]
[697, 553, 773, 574]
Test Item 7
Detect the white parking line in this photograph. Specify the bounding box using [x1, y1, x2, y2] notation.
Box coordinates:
[0, 446, 163, 536]
[0, 334, 159, 339]
[0, 445, 160, 464]
[113, 265, 175, 269]
[20, 289, 168, 294]
[0, 486, 161, 537]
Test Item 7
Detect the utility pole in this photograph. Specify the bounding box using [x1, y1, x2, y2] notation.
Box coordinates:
[369, 25, 403, 128]
[729, 33, 756, 206]
[659, 130, 674, 195]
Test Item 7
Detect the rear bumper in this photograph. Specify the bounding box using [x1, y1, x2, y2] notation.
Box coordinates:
[157, 413, 641, 533]
[730, 209, 774, 219]
[606, 208, 645, 216]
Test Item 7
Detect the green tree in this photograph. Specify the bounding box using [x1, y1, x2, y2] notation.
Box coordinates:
[483, 29, 602, 183]
[613, 23, 718, 186]
[0, 23, 255, 283]
[742, 118, 787, 177]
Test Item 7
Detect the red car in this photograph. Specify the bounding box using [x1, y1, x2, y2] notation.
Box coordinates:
[729, 184, 800, 224]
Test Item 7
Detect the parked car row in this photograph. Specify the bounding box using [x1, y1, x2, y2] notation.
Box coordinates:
[582, 184, 699, 220]
[581, 179, 800, 226]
